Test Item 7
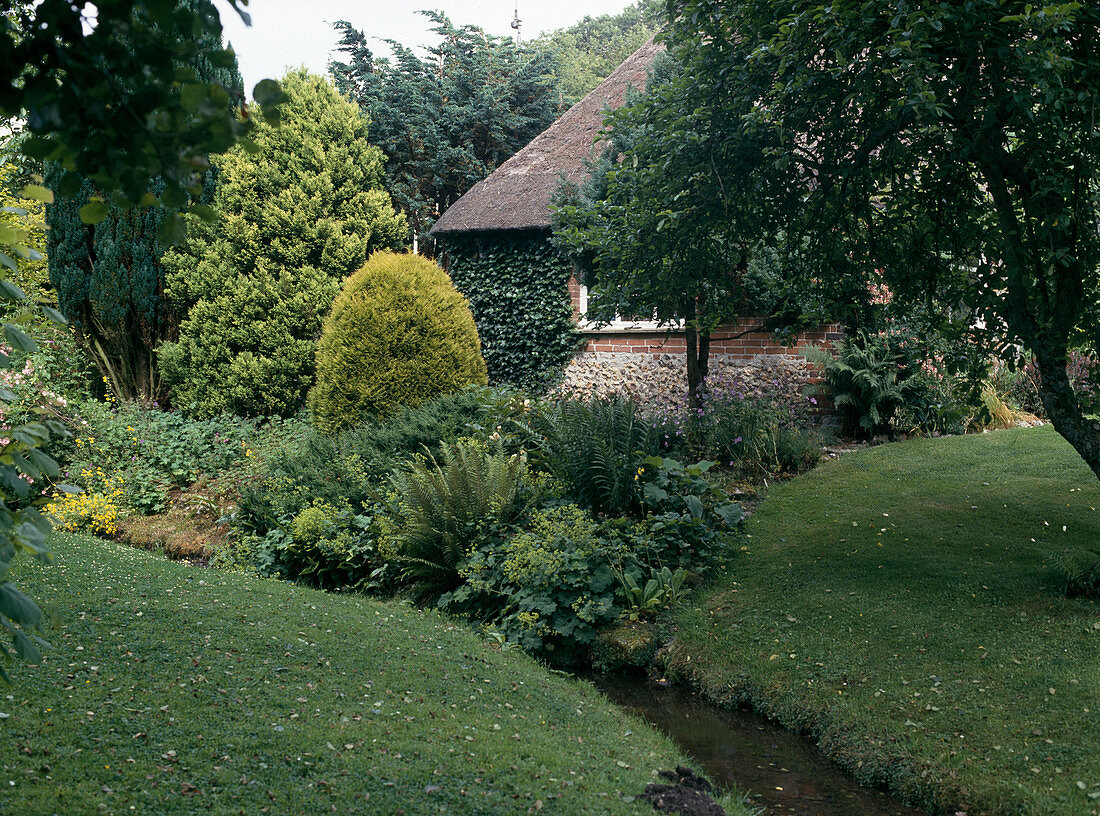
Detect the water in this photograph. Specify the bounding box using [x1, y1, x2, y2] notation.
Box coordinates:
[595, 676, 928, 816]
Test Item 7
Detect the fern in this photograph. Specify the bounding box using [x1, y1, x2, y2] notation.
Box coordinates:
[1050, 545, 1100, 599]
[803, 335, 908, 439]
[535, 397, 651, 515]
[384, 440, 527, 598]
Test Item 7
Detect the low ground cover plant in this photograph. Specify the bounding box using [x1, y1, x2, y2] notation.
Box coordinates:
[665, 427, 1100, 816]
[229, 392, 743, 665]
[645, 379, 822, 479]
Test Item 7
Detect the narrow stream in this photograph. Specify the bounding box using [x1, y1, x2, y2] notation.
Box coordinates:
[595, 675, 927, 816]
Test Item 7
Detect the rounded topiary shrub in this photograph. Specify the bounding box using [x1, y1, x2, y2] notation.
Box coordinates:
[309, 252, 488, 432]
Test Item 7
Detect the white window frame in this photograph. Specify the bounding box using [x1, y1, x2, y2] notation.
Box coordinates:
[576, 284, 684, 332]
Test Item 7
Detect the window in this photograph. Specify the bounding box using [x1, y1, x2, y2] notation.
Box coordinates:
[576, 283, 683, 332]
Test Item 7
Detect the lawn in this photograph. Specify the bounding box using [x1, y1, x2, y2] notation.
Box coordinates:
[3, 533, 750, 816]
[666, 426, 1100, 816]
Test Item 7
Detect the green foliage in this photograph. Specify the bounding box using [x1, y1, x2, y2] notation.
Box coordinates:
[533, 0, 664, 107]
[44, 4, 242, 404]
[639, 456, 742, 527]
[450, 504, 624, 664]
[1050, 545, 1100, 601]
[625, 456, 743, 577]
[711, 405, 821, 478]
[660, 0, 1100, 477]
[442, 231, 579, 388]
[649, 386, 822, 479]
[0, 257, 67, 683]
[232, 390, 742, 665]
[803, 336, 918, 440]
[59, 402, 270, 516]
[236, 390, 491, 538]
[1, 0, 281, 229]
[536, 396, 651, 516]
[309, 252, 486, 432]
[615, 564, 687, 622]
[381, 440, 528, 599]
[0, 162, 47, 312]
[254, 501, 380, 592]
[330, 12, 561, 244]
[159, 70, 406, 418]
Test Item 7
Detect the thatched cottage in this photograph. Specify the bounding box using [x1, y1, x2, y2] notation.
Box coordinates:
[431, 41, 840, 404]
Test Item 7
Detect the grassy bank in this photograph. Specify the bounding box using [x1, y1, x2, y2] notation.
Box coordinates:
[3, 533, 750, 816]
[666, 426, 1100, 816]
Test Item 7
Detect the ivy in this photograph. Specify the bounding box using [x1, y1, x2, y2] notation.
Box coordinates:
[443, 231, 580, 388]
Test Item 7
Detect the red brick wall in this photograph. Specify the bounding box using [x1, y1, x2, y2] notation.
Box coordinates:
[581, 319, 844, 359]
[569, 278, 842, 360]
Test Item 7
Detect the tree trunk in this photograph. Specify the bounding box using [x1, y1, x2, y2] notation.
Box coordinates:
[683, 300, 711, 409]
[980, 158, 1100, 480]
[1035, 348, 1100, 479]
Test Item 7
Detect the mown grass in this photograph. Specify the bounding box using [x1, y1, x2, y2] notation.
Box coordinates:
[3, 533, 751, 816]
[666, 426, 1100, 816]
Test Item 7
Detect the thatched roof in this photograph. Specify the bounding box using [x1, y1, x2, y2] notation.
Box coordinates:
[429, 39, 664, 236]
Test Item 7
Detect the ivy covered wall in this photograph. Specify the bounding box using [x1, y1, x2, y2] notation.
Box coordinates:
[442, 230, 579, 387]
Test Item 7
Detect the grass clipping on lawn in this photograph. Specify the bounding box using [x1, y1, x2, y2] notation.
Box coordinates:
[4, 534, 750, 816]
[668, 425, 1100, 816]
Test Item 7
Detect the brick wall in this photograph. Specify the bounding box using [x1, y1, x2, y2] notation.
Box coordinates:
[558, 277, 841, 408]
[581, 318, 844, 360]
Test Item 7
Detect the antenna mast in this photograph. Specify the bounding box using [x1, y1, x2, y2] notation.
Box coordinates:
[510, 2, 522, 43]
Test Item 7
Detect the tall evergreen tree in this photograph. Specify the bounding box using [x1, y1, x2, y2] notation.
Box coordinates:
[329, 12, 561, 249]
[44, 0, 242, 403]
[158, 70, 406, 418]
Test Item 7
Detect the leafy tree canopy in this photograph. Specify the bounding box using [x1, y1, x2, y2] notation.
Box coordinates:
[0, 161, 47, 311]
[633, 0, 1100, 477]
[45, 0, 243, 404]
[0, 0, 276, 684]
[329, 11, 561, 247]
[1, 0, 283, 241]
[532, 0, 664, 107]
[553, 51, 823, 405]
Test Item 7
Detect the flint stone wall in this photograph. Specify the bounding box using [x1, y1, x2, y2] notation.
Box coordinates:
[555, 351, 820, 412]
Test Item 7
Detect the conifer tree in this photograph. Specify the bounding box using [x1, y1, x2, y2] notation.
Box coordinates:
[44, 0, 242, 403]
[158, 70, 406, 418]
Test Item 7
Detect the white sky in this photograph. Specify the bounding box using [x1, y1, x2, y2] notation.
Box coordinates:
[218, 0, 639, 95]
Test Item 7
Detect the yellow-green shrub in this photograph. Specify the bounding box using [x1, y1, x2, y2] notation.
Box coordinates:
[309, 252, 487, 432]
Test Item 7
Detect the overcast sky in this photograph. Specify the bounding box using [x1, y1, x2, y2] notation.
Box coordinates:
[218, 0, 639, 95]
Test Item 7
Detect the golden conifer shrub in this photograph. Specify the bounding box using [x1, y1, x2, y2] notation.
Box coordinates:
[309, 252, 487, 432]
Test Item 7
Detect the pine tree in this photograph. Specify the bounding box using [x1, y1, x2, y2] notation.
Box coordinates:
[44, 0, 242, 403]
[158, 70, 406, 418]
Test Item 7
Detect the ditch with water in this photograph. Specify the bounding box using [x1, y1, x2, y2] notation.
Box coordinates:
[594, 675, 928, 816]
